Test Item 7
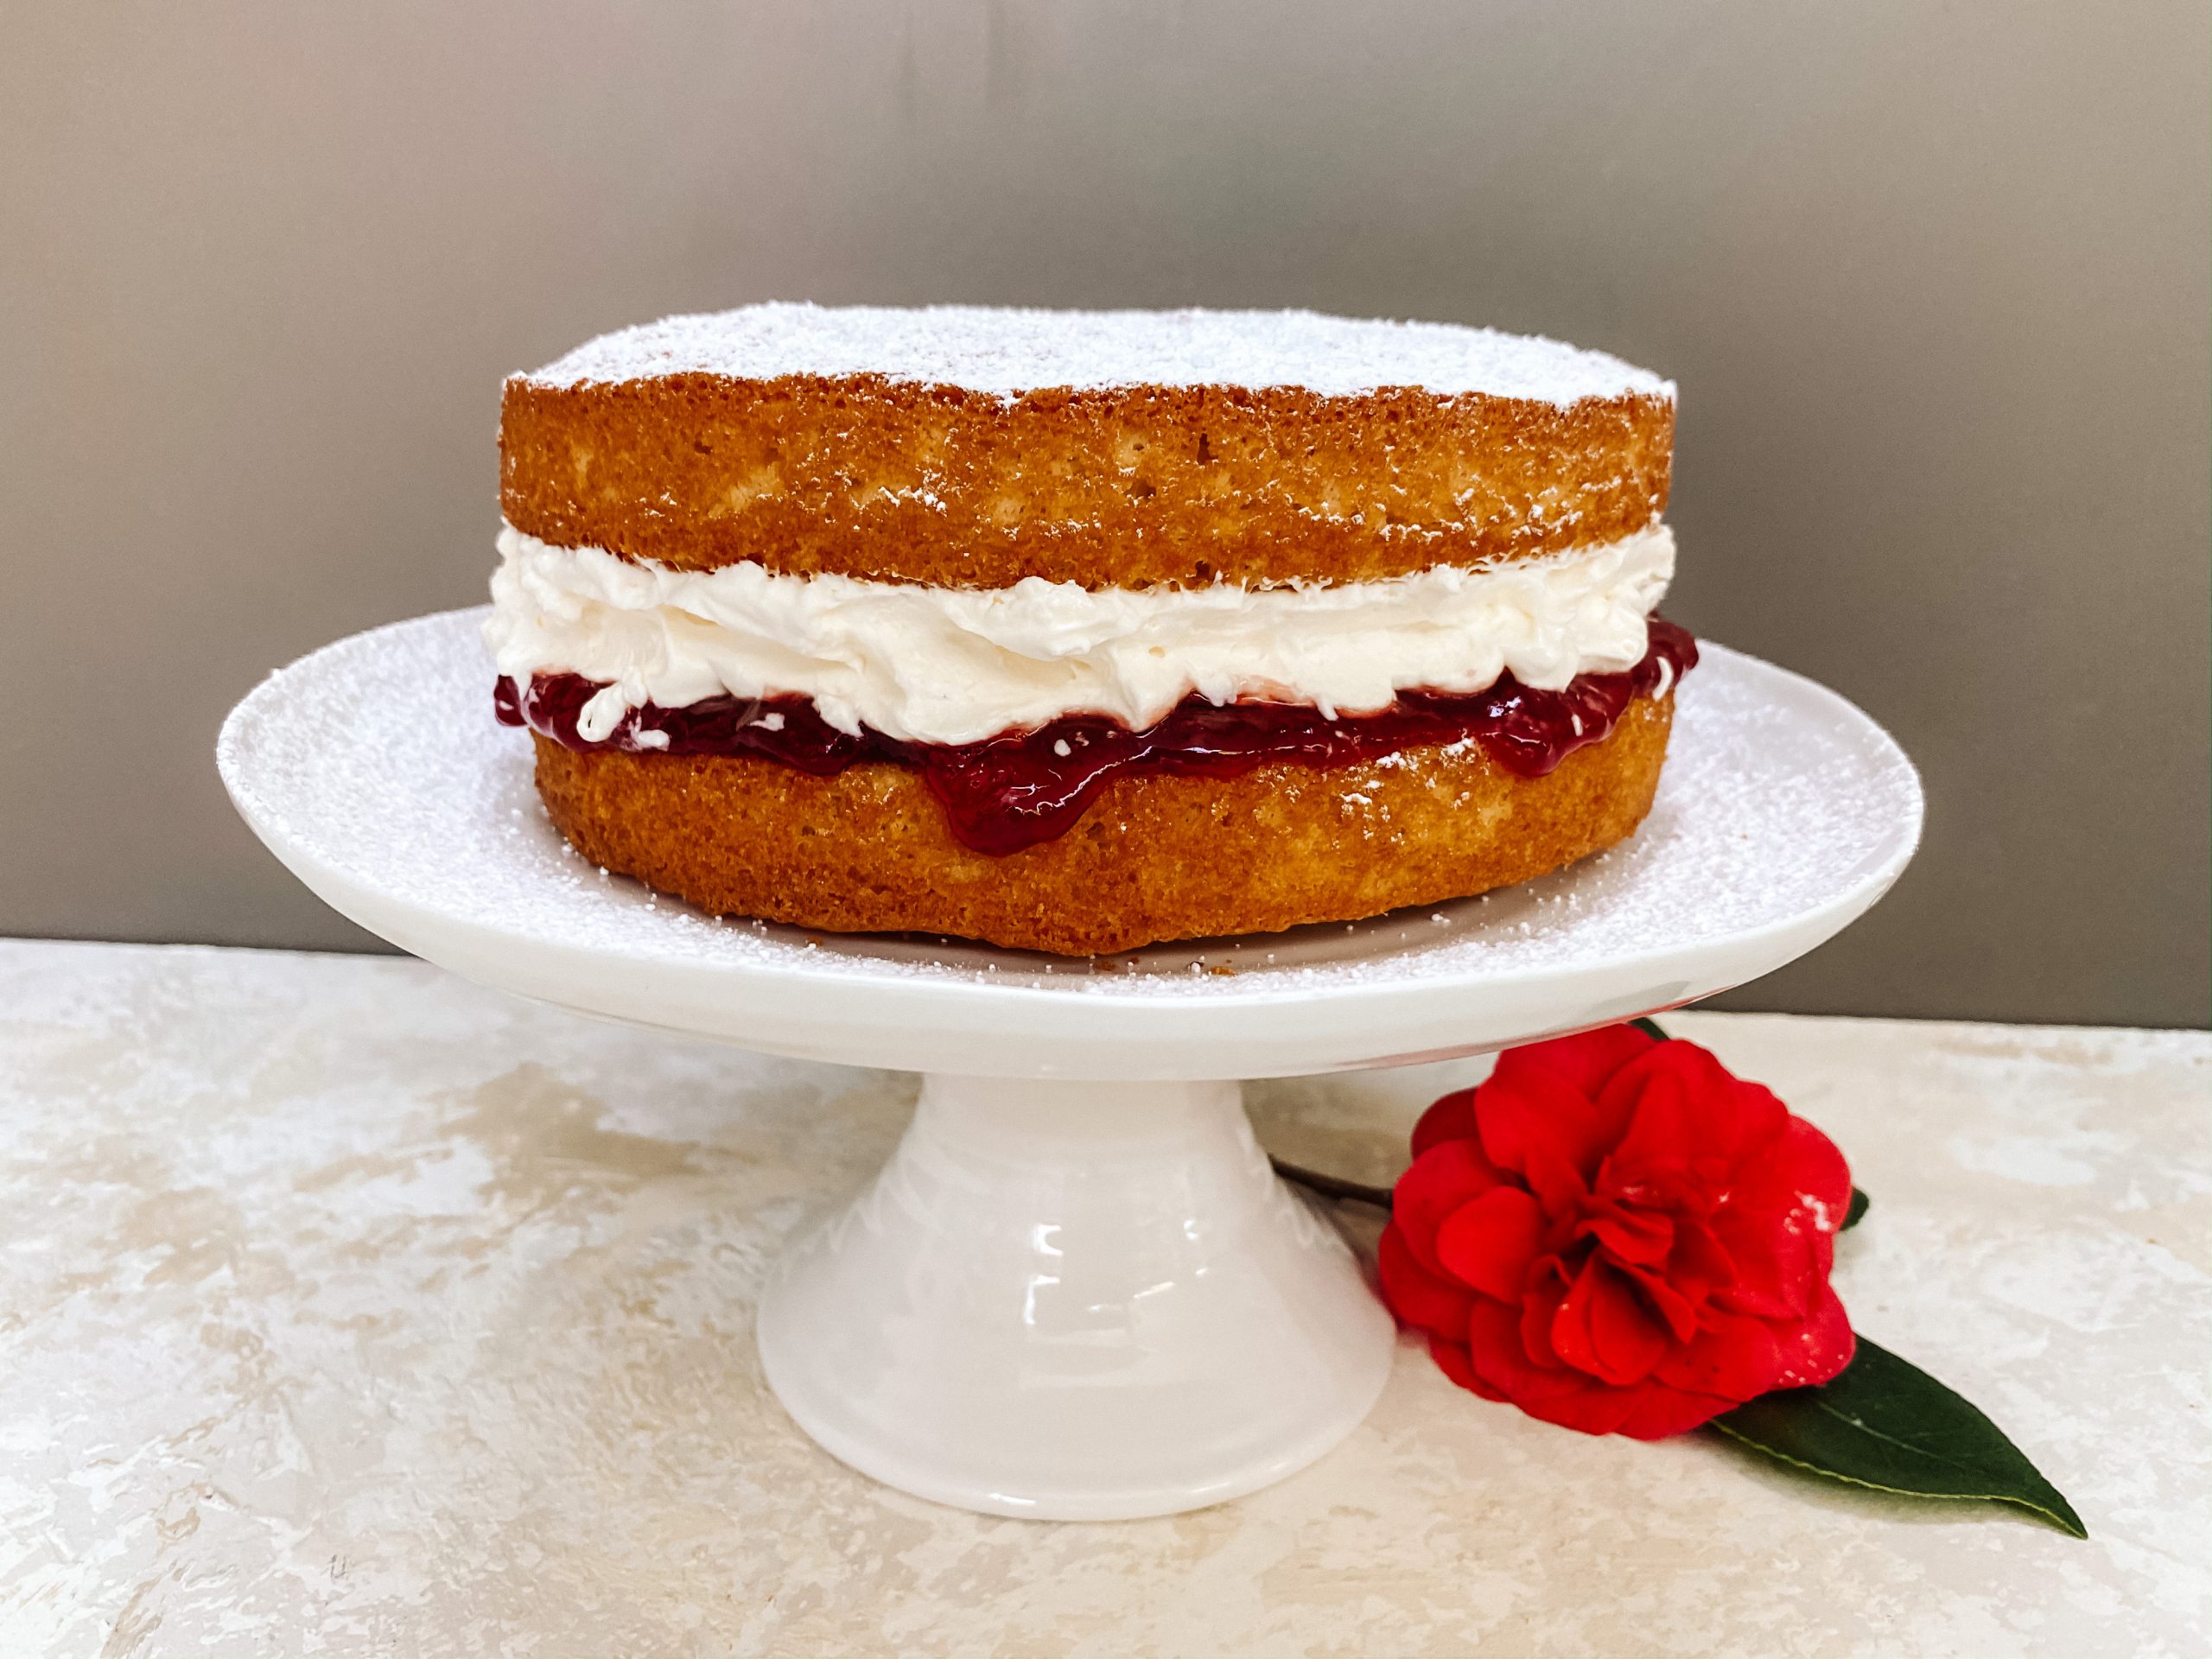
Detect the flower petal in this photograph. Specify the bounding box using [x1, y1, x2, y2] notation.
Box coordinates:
[1518, 1256, 1574, 1368]
[1770, 1285, 1856, 1390]
[1611, 1383, 1743, 1440]
[1578, 1198, 1674, 1268]
[1377, 1221, 1476, 1342]
[1662, 1217, 1737, 1308]
[1549, 1255, 1671, 1387]
[1500, 1024, 1659, 1101]
[1427, 1335, 1508, 1401]
[1653, 1311, 1784, 1402]
[1474, 1069, 1610, 1208]
[1602, 1042, 1791, 1211]
[1596, 1046, 1723, 1185]
[1621, 1261, 1703, 1343]
[1410, 1088, 1480, 1157]
[1390, 1140, 1509, 1278]
[1481, 1031, 1653, 1189]
[1709, 1116, 1853, 1319]
[1464, 1301, 1643, 1435]
[1433, 1186, 1547, 1303]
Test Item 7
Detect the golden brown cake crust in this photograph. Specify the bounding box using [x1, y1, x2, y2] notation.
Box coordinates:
[526, 695, 1674, 956]
[499, 376, 1674, 590]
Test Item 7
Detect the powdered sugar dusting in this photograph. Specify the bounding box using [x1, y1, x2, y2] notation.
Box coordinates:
[518, 303, 1673, 406]
[219, 611, 1918, 1020]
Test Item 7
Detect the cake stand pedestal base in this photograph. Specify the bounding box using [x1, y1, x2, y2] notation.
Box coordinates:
[755, 1074, 1395, 1520]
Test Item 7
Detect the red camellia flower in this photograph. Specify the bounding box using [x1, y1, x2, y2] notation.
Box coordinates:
[1378, 1024, 1855, 1440]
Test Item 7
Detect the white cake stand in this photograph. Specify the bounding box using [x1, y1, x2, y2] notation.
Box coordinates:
[218, 608, 1921, 1520]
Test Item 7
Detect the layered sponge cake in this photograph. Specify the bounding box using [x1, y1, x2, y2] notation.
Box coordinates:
[488, 303, 1693, 955]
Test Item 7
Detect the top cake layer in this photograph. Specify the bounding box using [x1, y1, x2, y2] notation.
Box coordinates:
[519, 303, 1674, 404]
[500, 303, 1675, 589]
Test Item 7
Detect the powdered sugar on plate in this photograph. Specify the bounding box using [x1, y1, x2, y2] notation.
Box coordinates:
[518, 303, 1673, 406]
[219, 610, 1918, 1019]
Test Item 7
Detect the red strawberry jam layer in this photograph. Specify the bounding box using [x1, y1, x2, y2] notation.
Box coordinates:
[496, 618, 1696, 856]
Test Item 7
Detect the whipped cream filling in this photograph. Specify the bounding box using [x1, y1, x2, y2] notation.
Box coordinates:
[485, 522, 1675, 747]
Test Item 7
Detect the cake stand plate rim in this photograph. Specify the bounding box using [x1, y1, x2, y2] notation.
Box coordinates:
[216, 608, 1923, 1077]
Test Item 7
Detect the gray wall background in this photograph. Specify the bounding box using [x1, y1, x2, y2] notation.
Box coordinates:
[5, 2, 2206, 1027]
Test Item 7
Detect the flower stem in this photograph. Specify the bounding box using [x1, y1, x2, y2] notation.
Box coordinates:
[1270, 1155, 1395, 1210]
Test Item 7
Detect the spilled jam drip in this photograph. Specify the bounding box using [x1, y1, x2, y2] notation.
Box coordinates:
[497, 618, 1696, 856]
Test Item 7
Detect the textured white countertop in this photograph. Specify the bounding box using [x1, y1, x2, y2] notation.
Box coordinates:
[1, 939, 2205, 1657]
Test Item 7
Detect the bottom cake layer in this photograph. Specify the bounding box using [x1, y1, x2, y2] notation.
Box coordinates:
[529, 691, 1675, 956]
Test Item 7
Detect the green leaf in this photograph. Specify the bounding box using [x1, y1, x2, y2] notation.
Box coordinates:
[1712, 1337, 2086, 1537]
[1630, 1015, 1672, 1042]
